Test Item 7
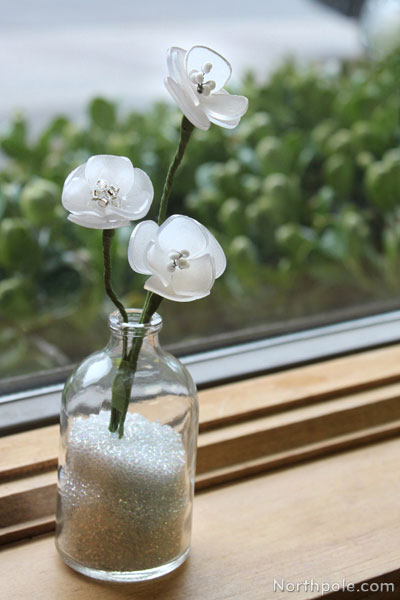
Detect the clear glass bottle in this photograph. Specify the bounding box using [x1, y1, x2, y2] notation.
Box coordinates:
[55, 309, 199, 582]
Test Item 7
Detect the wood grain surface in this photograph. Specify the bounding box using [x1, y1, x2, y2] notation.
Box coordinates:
[3, 345, 400, 546]
[3, 344, 400, 480]
[2, 438, 400, 600]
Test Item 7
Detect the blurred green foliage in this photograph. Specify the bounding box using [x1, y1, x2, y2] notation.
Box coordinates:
[1, 52, 400, 378]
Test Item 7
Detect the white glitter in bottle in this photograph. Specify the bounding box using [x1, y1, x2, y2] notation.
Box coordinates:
[57, 412, 190, 572]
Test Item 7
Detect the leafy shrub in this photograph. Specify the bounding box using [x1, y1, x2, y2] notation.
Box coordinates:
[1, 53, 400, 377]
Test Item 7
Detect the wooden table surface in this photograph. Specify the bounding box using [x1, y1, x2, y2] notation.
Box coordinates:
[2, 437, 400, 600]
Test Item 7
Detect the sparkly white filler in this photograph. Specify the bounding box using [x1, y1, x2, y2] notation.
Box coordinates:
[58, 412, 190, 572]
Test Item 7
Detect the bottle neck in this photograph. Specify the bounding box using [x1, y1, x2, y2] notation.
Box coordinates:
[107, 309, 162, 350]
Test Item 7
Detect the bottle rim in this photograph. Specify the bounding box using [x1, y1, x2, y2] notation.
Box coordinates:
[108, 308, 163, 335]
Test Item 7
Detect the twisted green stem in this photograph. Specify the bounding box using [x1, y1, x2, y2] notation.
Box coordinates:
[108, 116, 194, 437]
[102, 229, 129, 433]
[102, 230, 128, 325]
[157, 115, 194, 225]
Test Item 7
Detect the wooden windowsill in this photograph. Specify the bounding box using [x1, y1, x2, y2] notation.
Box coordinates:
[2, 438, 400, 599]
[1, 344, 400, 598]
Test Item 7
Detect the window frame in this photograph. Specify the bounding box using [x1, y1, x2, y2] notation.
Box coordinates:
[1, 308, 400, 435]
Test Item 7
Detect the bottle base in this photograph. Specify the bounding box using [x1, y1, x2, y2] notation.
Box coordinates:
[56, 545, 190, 582]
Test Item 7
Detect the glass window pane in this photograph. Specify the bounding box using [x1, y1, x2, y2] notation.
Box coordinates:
[1, 0, 400, 384]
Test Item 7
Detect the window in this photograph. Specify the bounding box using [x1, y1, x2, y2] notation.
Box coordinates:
[1, 0, 400, 416]
[3, 10, 400, 593]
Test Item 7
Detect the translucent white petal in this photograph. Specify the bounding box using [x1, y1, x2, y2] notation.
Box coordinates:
[68, 213, 130, 229]
[185, 46, 232, 93]
[208, 115, 241, 129]
[171, 254, 215, 296]
[198, 225, 227, 278]
[128, 221, 159, 274]
[112, 167, 153, 220]
[158, 215, 208, 256]
[167, 46, 199, 104]
[167, 46, 188, 86]
[85, 155, 134, 196]
[146, 242, 170, 286]
[202, 90, 248, 120]
[132, 167, 154, 201]
[64, 163, 86, 187]
[62, 173, 92, 213]
[144, 275, 210, 302]
[164, 77, 210, 131]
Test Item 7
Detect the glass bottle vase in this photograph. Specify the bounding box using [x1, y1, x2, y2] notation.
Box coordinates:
[55, 309, 199, 582]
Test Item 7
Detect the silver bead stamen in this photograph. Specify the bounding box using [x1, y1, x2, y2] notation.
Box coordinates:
[92, 179, 121, 208]
[189, 63, 216, 97]
[167, 249, 190, 272]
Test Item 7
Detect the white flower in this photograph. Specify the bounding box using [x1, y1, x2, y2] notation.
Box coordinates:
[62, 155, 154, 229]
[128, 215, 226, 302]
[164, 45, 248, 131]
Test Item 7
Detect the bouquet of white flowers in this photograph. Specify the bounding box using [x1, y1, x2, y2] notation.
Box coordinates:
[61, 45, 248, 437]
[55, 44, 248, 583]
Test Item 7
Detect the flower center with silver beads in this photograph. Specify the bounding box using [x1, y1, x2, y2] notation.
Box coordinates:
[189, 62, 216, 96]
[167, 249, 190, 272]
[92, 179, 121, 208]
